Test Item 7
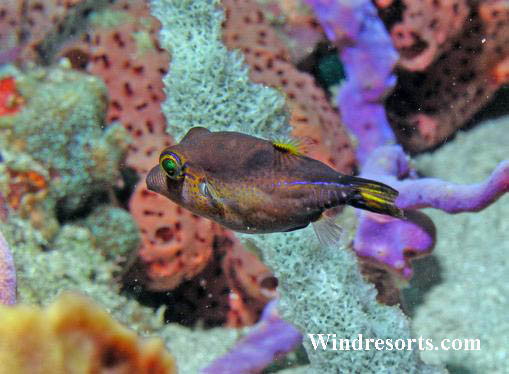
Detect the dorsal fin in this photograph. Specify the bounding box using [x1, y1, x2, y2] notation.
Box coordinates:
[271, 137, 306, 156]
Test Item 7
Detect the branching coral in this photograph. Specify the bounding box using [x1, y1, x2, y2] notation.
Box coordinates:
[307, 0, 509, 279]
[203, 300, 302, 374]
[305, 0, 398, 165]
[357, 145, 509, 278]
[151, 0, 289, 141]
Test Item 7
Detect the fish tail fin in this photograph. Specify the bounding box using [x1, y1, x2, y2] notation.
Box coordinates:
[342, 176, 405, 219]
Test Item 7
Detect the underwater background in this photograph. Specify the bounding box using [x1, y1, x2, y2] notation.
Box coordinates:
[0, 0, 508, 373]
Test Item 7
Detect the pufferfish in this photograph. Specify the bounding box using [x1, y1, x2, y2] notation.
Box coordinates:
[146, 127, 404, 246]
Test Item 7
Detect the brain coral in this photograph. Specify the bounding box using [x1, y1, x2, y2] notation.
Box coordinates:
[0, 292, 176, 374]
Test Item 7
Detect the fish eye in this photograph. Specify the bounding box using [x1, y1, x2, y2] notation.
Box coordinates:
[159, 153, 183, 179]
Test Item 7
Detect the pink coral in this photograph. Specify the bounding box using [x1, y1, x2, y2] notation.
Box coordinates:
[59, 0, 172, 174]
[223, 0, 356, 174]
[129, 183, 220, 291]
[0, 0, 96, 62]
[0, 1, 22, 53]
[222, 235, 277, 327]
[383, 0, 509, 152]
[381, 0, 469, 72]
[128, 182, 275, 326]
[254, 0, 325, 63]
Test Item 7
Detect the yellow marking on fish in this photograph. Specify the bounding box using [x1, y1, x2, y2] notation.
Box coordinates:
[360, 191, 390, 205]
[272, 139, 304, 156]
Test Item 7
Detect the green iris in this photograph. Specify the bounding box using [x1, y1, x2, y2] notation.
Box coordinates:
[160, 156, 182, 179]
[162, 158, 177, 175]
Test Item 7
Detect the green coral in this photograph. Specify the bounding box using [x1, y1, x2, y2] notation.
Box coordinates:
[151, 0, 289, 141]
[0, 217, 155, 330]
[0, 64, 130, 212]
[82, 205, 140, 261]
[243, 229, 443, 374]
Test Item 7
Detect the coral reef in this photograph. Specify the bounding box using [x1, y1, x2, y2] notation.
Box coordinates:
[9, 0, 276, 327]
[1, 0, 507, 372]
[240, 228, 443, 373]
[152, 0, 289, 141]
[0, 64, 130, 218]
[223, 0, 356, 172]
[203, 300, 302, 374]
[1, 207, 242, 373]
[0, 229, 15, 305]
[0, 292, 176, 374]
[60, 0, 173, 175]
[307, 0, 509, 280]
[305, 0, 398, 164]
[380, 0, 509, 151]
[412, 116, 509, 373]
[82, 205, 140, 262]
[129, 182, 220, 291]
[151, 0, 444, 372]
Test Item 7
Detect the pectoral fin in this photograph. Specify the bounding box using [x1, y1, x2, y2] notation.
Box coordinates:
[312, 214, 345, 248]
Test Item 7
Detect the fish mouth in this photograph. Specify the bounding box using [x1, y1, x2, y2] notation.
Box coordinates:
[146, 165, 167, 195]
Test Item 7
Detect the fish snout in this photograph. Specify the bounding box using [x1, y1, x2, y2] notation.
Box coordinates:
[146, 165, 167, 195]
